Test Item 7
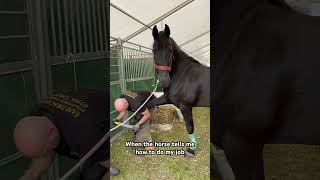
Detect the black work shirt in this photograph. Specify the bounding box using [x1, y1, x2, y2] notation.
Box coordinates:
[119, 89, 155, 118]
[29, 89, 109, 163]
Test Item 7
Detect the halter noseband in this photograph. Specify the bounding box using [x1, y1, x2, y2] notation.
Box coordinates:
[154, 41, 175, 72]
[155, 64, 172, 71]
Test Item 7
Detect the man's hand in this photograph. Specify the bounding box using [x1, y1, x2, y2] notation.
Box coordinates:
[133, 123, 140, 134]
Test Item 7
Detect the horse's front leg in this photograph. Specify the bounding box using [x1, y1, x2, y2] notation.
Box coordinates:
[223, 130, 265, 180]
[146, 95, 168, 109]
[179, 104, 197, 157]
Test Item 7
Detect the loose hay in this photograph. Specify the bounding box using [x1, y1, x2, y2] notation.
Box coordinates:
[152, 105, 182, 124]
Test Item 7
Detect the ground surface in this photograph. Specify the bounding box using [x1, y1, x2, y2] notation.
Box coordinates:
[110, 107, 210, 180]
[110, 107, 320, 180]
[264, 144, 320, 180]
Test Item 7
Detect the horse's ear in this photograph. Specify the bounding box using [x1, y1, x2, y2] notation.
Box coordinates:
[152, 25, 159, 40]
[164, 24, 170, 38]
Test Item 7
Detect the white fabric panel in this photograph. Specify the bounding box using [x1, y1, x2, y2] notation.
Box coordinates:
[110, 0, 210, 66]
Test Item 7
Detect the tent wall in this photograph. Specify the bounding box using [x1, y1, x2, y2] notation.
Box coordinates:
[0, 0, 108, 179]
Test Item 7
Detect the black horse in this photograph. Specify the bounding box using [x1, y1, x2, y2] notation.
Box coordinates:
[147, 24, 210, 157]
[214, 0, 320, 179]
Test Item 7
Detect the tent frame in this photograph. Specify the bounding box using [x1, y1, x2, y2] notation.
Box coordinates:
[110, 0, 210, 64]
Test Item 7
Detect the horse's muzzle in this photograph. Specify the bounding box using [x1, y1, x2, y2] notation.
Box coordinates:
[157, 71, 170, 88]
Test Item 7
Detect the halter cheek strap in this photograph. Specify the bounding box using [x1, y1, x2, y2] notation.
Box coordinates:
[154, 41, 175, 72]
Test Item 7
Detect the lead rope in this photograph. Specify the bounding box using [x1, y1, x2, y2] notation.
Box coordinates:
[59, 79, 160, 180]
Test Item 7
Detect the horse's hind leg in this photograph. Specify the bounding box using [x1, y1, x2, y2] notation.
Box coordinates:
[179, 104, 197, 157]
[223, 131, 265, 180]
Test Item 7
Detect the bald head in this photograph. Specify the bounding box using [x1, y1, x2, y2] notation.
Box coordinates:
[114, 98, 128, 112]
[14, 116, 59, 158]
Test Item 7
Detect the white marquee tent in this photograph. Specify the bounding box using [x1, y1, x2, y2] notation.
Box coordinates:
[110, 0, 210, 66]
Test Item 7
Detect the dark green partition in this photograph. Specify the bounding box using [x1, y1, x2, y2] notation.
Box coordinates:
[0, 71, 37, 177]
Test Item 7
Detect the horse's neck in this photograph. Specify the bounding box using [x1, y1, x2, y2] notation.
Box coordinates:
[173, 47, 189, 64]
[171, 49, 202, 77]
[214, 0, 266, 75]
[214, 0, 260, 27]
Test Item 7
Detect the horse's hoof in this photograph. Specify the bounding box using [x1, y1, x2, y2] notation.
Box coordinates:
[184, 148, 195, 158]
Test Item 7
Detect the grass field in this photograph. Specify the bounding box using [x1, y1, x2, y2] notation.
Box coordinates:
[110, 107, 210, 180]
[110, 106, 320, 180]
[264, 144, 320, 180]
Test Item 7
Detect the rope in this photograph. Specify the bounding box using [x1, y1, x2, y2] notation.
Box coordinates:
[66, 53, 78, 91]
[72, 54, 78, 91]
[20, 72, 28, 105]
[59, 79, 159, 180]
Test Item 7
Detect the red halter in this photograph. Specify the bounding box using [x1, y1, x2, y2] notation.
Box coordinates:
[154, 41, 175, 72]
[155, 64, 172, 71]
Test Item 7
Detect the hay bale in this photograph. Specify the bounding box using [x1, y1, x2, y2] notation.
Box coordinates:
[151, 105, 182, 124]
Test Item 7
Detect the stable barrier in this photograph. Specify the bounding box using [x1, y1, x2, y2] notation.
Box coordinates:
[109, 37, 156, 138]
[0, 0, 107, 179]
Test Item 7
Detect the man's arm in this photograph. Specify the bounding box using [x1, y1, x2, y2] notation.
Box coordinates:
[136, 108, 151, 126]
[21, 152, 55, 180]
[146, 95, 168, 109]
[116, 110, 127, 121]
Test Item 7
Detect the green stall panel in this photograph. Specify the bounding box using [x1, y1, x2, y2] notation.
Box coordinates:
[76, 59, 107, 89]
[0, 38, 30, 63]
[52, 58, 106, 92]
[0, 0, 25, 11]
[0, 157, 31, 179]
[0, 12, 29, 64]
[126, 79, 155, 92]
[0, 71, 37, 159]
[52, 64, 75, 92]
[0, 14, 27, 37]
[52, 58, 107, 179]
[0, 71, 37, 178]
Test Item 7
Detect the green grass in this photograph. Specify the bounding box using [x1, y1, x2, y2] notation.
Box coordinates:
[264, 144, 320, 180]
[110, 107, 210, 180]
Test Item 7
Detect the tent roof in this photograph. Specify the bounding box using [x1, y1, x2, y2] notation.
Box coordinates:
[110, 0, 210, 66]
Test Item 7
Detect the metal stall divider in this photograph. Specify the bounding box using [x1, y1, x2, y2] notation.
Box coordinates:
[109, 37, 156, 142]
[0, 0, 108, 179]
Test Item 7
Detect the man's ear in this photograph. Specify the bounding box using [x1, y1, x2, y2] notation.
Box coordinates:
[124, 100, 129, 109]
[47, 127, 55, 140]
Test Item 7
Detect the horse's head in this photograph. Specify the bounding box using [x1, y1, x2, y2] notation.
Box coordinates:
[152, 24, 174, 88]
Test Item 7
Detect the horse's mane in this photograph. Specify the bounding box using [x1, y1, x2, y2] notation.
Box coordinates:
[169, 38, 202, 65]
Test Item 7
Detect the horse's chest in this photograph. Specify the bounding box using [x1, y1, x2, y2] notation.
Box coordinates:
[166, 88, 188, 106]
